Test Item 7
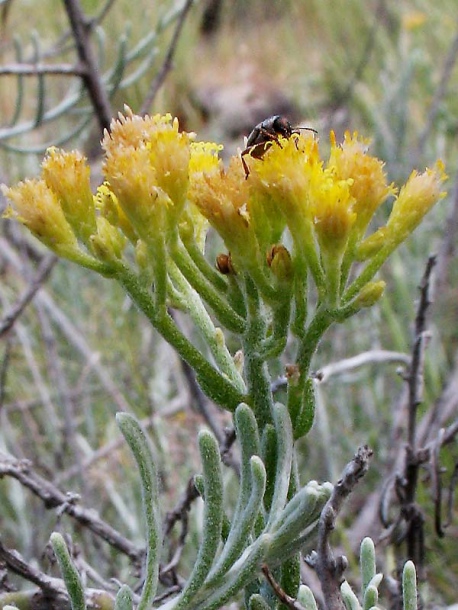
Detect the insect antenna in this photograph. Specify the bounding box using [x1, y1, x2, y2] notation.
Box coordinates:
[295, 126, 318, 135]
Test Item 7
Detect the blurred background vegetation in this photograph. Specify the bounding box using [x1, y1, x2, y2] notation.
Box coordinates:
[0, 0, 457, 606]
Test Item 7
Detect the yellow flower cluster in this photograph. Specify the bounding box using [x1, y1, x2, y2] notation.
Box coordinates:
[2, 109, 447, 308]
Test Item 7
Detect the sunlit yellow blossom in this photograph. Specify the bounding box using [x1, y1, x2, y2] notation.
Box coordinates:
[103, 145, 174, 242]
[358, 162, 446, 259]
[385, 162, 446, 242]
[328, 131, 395, 239]
[146, 127, 191, 210]
[188, 158, 258, 265]
[247, 188, 287, 253]
[189, 141, 223, 175]
[2, 107, 448, 326]
[183, 141, 224, 250]
[250, 134, 319, 222]
[248, 134, 322, 279]
[2, 179, 80, 257]
[306, 171, 356, 303]
[103, 108, 189, 152]
[309, 174, 356, 256]
[102, 110, 192, 233]
[42, 148, 97, 243]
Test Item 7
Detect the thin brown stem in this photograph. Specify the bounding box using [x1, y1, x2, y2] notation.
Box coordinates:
[407, 255, 436, 449]
[140, 0, 195, 115]
[0, 451, 143, 564]
[62, 0, 113, 133]
[0, 254, 57, 338]
[262, 564, 306, 610]
[307, 446, 373, 610]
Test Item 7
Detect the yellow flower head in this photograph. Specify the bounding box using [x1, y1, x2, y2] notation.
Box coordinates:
[386, 161, 447, 241]
[2, 179, 80, 257]
[309, 171, 356, 257]
[2, 108, 447, 310]
[189, 157, 258, 264]
[181, 141, 224, 249]
[357, 161, 447, 260]
[328, 131, 395, 239]
[103, 144, 169, 240]
[247, 134, 323, 270]
[41, 148, 97, 243]
[189, 141, 223, 175]
[102, 109, 192, 238]
[249, 134, 319, 223]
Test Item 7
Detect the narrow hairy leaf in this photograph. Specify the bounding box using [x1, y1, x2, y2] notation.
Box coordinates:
[360, 537, 376, 596]
[114, 585, 134, 610]
[266, 403, 293, 527]
[50, 532, 86, 610]
[207, 455, 266, 582]
[116, 413, 161, 610]
[402, 561, 418, 610]
[174, 430, 223, 609]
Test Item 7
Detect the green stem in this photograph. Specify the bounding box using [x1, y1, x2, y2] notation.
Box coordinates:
[226, 274, 248, 318]
[172, 241, 245, 334]
[117, 265, 246, 411]
[291, 260, 308, 337]
[321, 250, 342, 309]
[148, 234, 168, 313]
[342, 241, 395, 303]
[290, 220, 324, 296]
[298, 307, 334, 372]
[259, 297, 291, 360]
[179, 231, 229, 293]
[167, 260, 246, 393]
[245, 263, 278, 303]
[287, 306, 333, 437]
[339, 231, 360, 295]
[68, 250, 119, 278]
[242, 276, 274, 429]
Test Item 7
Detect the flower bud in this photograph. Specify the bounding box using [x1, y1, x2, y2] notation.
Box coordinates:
[354, 281, 386, 308]
[267, 244, 293, 282]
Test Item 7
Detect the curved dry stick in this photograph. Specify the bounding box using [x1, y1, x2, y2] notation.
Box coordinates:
[0, 450, 143, 564]
[140, 0, 195, 115]
[307, 445, 373, 610]
[0, 254, 57, 337]
[63, 0, 113, 132]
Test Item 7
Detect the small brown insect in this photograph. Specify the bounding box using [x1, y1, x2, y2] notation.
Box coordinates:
[240, 115, 317, 178]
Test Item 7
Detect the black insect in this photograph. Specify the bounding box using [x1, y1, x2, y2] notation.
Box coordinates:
[240, 115, 317, 178]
